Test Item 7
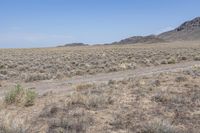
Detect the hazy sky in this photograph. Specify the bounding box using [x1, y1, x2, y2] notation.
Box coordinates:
[0, 0, 200, 48]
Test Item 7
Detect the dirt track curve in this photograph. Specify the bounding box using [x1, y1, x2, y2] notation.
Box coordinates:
[1, 61, 200, 97]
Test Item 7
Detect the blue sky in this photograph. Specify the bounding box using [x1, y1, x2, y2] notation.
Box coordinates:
[0, 0, 200, 48]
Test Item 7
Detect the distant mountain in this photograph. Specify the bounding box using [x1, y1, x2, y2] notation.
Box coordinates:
[112, 17, 200, 45]
[112, 35, 166, 45]
[58, 43, 89, 47]
[158, 17, 200, 41]
[59, 17, 200, 46]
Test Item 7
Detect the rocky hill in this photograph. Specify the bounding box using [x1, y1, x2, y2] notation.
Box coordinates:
[113, 17, 200, 45]
[158, 17, 200, 41]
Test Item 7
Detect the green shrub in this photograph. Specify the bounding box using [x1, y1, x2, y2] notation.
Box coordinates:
[24, 89, 37, 106]
[4, 84, 24, 104]
[4, 85, 37, 106]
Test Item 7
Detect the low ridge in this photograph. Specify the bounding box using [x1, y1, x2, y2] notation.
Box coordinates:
[112, 35, 166, 45]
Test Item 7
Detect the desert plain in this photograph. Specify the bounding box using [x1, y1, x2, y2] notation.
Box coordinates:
[0, 41, 200, 133]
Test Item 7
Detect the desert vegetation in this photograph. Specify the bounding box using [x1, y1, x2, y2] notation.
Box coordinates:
[0, 41, 200, 83]
[1, 3, 200, 133]
[0, 41, 200, 133]
[4, 84, 37, 107]
[0, 65, 199, 132]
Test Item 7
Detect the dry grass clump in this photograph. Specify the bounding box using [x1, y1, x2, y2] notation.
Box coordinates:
[193, 55, 200, 61]
[0, 126, 25, 133]
[160, 59, 168, 64]
[175, 76, 188, 82]
[183, 65, 200, 77]
[85, 93, 113, 108]
[39, 105, 92, 133]
[167, 57, 176, 64]
[141, 119, 182, 133]
[75, 83, 95, 91]
[179, 56, 187, 61]
[69, 89, 113, 109]
[4, 84, 37, 106]
[22, 73, 52, 82]
[152, 91, 186, 105]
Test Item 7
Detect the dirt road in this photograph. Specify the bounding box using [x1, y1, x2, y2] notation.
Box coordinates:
[1, 61, 200, 97]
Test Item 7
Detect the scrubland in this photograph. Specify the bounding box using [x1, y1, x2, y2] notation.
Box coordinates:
[0, 41, 200, 83]
[0, 41, 200, 133]
[0, 65, 200, 132]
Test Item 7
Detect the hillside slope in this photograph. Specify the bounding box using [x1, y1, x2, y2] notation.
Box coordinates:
[112, 35, 165, 45]
[113, 17, 200, 45]
[158, 17, 200, 41]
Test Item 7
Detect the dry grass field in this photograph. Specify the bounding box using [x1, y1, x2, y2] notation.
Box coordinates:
[0, 41, 200, 133]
